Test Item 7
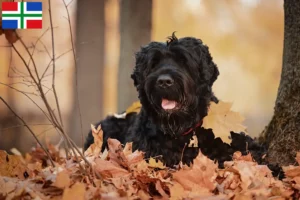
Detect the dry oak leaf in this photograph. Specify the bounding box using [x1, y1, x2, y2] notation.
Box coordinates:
[52, 171, 71, 189]
[232, 151, 254, 162]
[126, 150, 145, 166]
[225, 160, 274, 191]
[107, 138, 129, 168]
[94, 158, 129, 179]
[84, 124, 103, 157]
[62, 182, 86, 200]
[296, 152, 300, 165]
[126, 101, 142, 114]
[148, 157, 166, 169]
[172, 152, 218, 192]
[169, 182, 185, 200]
[123, 142, 133, 156]
[122, 142, 145, 166]
[282, 165, 300, 178]
[0, 150, 31, 179]
[0, 176, 17, 196]
[203, 101, 247, 144]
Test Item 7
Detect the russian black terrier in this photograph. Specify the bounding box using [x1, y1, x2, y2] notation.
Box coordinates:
[84, 33, 269, 169]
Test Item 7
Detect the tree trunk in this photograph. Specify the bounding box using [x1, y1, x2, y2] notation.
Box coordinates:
[69, 0, 105, 145]
[117, 0, 152, 112]
[260, 0, 300, 166]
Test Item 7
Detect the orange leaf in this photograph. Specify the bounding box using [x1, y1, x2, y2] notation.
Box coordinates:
[84, 124, 103, 157]
[148, 157, 166, 169]
[173, 152, 217, 192]
[94, 158, 129, 179]
[53, 171, 71, 189]
[203, 101, 247, 143]
[62, 182, 86, 200]
[108, 138, 129, 168]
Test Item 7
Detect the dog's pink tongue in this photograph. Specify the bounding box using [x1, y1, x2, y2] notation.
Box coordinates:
[161, 99, 176, 110]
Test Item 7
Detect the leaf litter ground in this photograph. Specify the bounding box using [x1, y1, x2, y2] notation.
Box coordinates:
[1, 102, 300, 199]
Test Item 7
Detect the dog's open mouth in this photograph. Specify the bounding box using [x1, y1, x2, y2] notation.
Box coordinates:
[161, 99, 179, 110]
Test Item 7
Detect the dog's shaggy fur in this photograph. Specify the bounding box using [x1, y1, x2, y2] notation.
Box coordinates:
[85, 34, 282, 177]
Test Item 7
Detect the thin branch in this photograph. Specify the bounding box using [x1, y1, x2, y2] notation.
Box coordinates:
[48, 0, 64, 129]
[38, 39, 52, 59]
[12, 42, 61, 129]
[0, 82, 52, 122]
[62, 0, 84, 152]
[1, 123, 52, 131]
[0, 97, 55, 167]
[40, 49, 72, 80]
[10, 66, 31, 78]
[12, 45, 38, 85]
[66, 0, 74, 7]
[18, 37, 41, 81]
[36, 126, 55, 137]
[7, 46, 13, 78]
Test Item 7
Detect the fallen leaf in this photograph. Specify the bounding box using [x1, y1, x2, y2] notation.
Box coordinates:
[173, 152, 217, 192]
[126, 101, 142, 114]
[0, 176, 16, 195]
[53, 171, 71, 189]
[123, 142, 133, 156]
[94, 158, 129, 179]
[283, 165, 300, 177]
[148, 157, 166, 169]
[84, 124, 103, 157]
[169, 182, 185, 200]
[296, 152, 300, 165]
[0, 150, 31, 179]
[62, 182, 86, 200]
[232, 151, 254, 162]
[203, 101, 247, 143]
[155, 180, 169, 198]
[107, 138, 129, 168]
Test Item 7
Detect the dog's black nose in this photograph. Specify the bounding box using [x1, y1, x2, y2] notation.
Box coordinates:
[156, 74, 174, 88]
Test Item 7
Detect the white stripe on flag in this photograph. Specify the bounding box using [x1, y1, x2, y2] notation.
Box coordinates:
[24, 17, 42, 29]
[23, 2, 42, 14]
[2, 2, 21, 14]
[2, 17, 21, 29]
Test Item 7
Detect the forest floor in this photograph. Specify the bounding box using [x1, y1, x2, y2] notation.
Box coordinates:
[1, 102, 300, 199]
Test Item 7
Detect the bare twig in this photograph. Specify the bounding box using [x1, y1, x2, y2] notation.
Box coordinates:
[66, 0, 74, 7]
[27, 27, 51, 66]
[36, 126, 56, 137]
[1, 123, 52, 131]
[12, 43, 61, 130]
[48, 0, 64, 129]
[0, 97, 55, 167]
[0, 82, 52, 122]
[62, 0, 84, 152]
[18, 37, 41, 81]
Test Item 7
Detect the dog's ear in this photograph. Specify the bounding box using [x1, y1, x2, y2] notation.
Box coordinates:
[208, 56, 219, 86]
[199, 44, 219, 86]
[131, 50, 145, 89]
[131, 42, 166, 89]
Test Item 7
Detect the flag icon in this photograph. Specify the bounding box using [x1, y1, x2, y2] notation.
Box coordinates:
[2, 2, 42, 29]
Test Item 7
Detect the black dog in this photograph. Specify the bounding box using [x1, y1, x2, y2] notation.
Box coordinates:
[85, 34, 279, 174]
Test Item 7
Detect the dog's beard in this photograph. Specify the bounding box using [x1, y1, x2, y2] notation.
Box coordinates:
[144, 75, 200, 137]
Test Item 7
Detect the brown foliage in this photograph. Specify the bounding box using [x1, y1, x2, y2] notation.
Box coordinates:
[0, 126, 299, 199]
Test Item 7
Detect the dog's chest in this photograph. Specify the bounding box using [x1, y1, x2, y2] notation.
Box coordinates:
[131, 129, 200, 166]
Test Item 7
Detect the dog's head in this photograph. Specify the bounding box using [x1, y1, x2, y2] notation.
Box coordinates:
[131, 33, 219, 136]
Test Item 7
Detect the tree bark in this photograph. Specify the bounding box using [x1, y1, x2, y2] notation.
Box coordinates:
[260, 0, 300, 166]
[117, 0, 152, 112]
[70, 0, 105, 144]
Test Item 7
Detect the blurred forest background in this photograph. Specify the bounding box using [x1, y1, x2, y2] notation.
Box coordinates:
[0, 0, 283, 153]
